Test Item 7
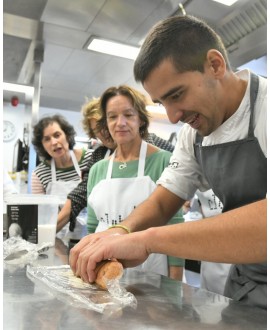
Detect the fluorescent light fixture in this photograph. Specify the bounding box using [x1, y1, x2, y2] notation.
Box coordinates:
[86, 37, 140, 60]
[3, 82, 34, 96]
[211, 0, 238, 5]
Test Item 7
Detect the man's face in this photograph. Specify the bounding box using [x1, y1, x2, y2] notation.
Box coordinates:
[143, 58, 226, 136]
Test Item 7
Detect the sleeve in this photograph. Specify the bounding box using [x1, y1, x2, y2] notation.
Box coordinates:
[157, 125, 210, 201]
[147, 133, 174, 152]
[67, 146, 108, 231]
[31, 171, 46, 194]
[166, 208, 185, 267]
[68, 175, 88, 231]
[87, 208, 99, 233]
[86, 166, 99, 234]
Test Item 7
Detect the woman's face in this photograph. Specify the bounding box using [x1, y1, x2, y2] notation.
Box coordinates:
[89, 118, 115, 149]
[42, 122, 70, 159]
[106, 95, 142, 146]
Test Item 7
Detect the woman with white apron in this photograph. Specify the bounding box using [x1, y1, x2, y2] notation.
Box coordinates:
[88, 140, 168, 276]
[31, 115, 93, 242]
[47, 149, 88, 241]
[86, 85, 184, 279]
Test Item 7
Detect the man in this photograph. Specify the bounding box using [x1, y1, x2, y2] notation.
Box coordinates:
[69, 15, 267, 309]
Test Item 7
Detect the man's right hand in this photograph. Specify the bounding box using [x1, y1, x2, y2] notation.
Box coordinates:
[69, 227, 128, 275]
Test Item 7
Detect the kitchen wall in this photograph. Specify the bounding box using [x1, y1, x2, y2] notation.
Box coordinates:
[3, 55, 266, 191]
[3, 102, 180, 173]
[3, 103, 84, 171]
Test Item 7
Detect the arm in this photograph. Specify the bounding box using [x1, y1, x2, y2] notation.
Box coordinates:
[66, 146, 109, 231]
[146, 199, 266, 264]
[56, 174, 88, 232]
[71, 198, 266, 283]
[147, 133, 174, 152]
[169, 266, 183, 281]
[167, 208, 185, 280]
[67, 174, 88, 231]
[31, 172, 45, 194]
[87, 214, 99, 234]
[87, 172, 99, 234]
[69, 186, 185, 275]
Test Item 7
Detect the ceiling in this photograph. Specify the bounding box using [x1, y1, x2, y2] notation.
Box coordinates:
[3, 0, 267, 112]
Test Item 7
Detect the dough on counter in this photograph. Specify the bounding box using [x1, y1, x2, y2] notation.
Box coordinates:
[95, 260, 124, 290]
[60, 269, 93, 289]
[59, 261, 123, 290]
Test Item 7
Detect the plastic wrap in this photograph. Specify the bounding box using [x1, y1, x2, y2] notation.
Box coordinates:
[26, 264, 137, 315]
[3, 236, 52, 270]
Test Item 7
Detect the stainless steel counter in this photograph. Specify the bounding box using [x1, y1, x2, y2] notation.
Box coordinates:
[4, 238, 267, 330]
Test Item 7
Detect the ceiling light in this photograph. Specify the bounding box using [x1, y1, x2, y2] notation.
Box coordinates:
[211, 0, 239, 5]
[3, 82, 34, 96]
[86, 37, 140, 60]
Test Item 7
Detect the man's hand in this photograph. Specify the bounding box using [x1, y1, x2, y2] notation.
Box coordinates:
[69, 230, 149, 283]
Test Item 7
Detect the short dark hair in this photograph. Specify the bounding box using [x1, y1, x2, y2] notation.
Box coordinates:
[98, 85, 150, 139]
[32, 114, 76, 160]
[134, 15, 231, 83]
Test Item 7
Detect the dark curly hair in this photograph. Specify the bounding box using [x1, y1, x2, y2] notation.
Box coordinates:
[32, 114, 76, 160]
[98, 85, 151, 140]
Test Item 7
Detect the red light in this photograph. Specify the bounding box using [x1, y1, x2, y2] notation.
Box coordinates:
[11, 96, 19, 107]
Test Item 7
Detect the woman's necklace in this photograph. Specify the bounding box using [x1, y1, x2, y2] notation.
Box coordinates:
[119, 162, 127, 170]
[116, 145, 139, 170]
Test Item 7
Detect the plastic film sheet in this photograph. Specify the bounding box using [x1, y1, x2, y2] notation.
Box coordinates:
[26, 265, 137, 315]
[3, 237, 52, 271]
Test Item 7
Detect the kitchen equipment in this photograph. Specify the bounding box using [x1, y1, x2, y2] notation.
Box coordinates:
[5, 194, 64, 245]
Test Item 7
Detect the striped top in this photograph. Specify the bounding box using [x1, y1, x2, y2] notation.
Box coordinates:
[31, 149, 93, 194]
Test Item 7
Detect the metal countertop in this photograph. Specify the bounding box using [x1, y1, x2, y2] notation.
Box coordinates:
[3, 238, 267, 330]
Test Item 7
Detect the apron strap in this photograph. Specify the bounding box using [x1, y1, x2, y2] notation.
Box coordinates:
[69, 150, 82, 178]
[51, 149, 82, 182]
[104, 149, 111, 159]
[51, 158, 57, 182]
[105, 149, 113, 179]
[247, 72, 259, 138]
[106, 140, 147, 179]
[106, 151, 115, 179]
[137, 140, 147, 177]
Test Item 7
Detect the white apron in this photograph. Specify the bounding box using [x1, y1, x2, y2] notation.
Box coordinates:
[88, 140, 168, 276]
[46, 150, 87, 241]
[196, 189, 231, 295]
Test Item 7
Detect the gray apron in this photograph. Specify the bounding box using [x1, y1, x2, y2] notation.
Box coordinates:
[194, 73, 267, 309]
